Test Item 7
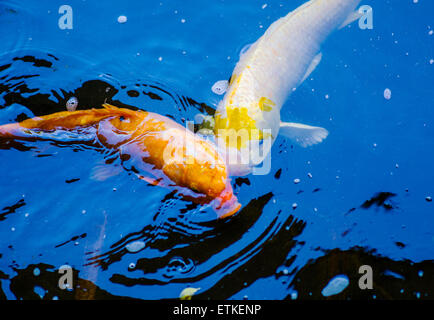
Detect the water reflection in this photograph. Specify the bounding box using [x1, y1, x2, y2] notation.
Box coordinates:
[2, 50, 432, 301]
[0, 52, 304, 299]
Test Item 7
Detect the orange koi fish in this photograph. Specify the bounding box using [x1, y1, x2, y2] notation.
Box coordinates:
[0, 104, 241, 218]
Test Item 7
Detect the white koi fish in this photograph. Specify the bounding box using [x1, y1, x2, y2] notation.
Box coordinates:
[210, 0, 363, 175]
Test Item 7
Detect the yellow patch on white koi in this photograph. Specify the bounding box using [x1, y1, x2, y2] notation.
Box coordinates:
[258, 97, 275, 112]
[179, 287, 201, 300]
[215, 105, 272, 150]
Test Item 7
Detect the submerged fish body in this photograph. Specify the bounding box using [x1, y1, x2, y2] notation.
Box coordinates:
[214, 0, 362, 175]
[0, 104, 241, 218]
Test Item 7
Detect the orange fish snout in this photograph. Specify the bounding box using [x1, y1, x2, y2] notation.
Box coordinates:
[213, 182, 241, 219]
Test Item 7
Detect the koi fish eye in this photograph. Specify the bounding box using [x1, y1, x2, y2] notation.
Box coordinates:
[118, 115, 131, 123]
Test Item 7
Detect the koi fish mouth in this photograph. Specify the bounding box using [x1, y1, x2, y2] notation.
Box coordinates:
[213, 182, 241, 219]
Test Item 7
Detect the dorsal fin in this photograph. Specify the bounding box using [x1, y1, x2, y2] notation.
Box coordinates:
[102, 103, 119, 111]
[264, 0, 318, 38]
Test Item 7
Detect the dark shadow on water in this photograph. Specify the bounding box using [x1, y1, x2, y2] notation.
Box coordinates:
[4, 263, 133, 300]
[1, 53, 433, 301]
[88, 193, 275, 284]
[193, 211, 306, 299]
[0, 53, 216, 120]
[0, 198, 25, 221]
[5, 247, 434, 300]
[288, 248, 434, 300]
[361, 192, 397, 211]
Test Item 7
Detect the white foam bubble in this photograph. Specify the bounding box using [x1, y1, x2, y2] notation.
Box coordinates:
[321, 275, 349, 297]
[117, 15, 127, 23]
[384, 88, 392, 100]
[211, 80, 228, 95]
[126, 240, 145, 253]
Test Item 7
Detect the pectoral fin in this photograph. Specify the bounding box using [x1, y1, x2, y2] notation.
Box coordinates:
[338, 9, 363, 29]
[280, 122, 328, 147]
[300, 53, 322, 84]
[90, 164, 123, 181]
